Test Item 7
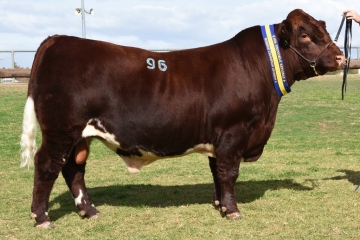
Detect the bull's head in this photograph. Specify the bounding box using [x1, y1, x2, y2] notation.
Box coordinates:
[278, 9, 345, 79]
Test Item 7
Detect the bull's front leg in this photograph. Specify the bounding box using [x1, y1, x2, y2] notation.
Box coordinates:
[209, 155, 242, 220]
[209, 157, 221, 210]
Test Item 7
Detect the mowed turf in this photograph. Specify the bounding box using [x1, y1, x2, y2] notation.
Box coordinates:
[1, 75, 360, 239]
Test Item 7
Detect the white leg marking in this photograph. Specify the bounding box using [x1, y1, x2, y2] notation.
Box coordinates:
[74, 189, 83, 206]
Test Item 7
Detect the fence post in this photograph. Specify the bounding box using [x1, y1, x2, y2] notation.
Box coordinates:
[357, 47, 360, 74]
[11, 51, 15, 68]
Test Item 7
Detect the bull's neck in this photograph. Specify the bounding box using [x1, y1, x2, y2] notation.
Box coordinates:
[270, 24, 298, 86]
[230, 24, 297, 96]
[271, 24, 314, 82]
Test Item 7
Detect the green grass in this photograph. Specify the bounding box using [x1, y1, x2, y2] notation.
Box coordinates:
[1, 75, 360, 239]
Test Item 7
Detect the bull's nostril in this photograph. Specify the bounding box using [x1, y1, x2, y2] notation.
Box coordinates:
[335, 55, 346, 66]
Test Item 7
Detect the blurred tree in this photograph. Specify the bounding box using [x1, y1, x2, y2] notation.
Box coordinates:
[14, 62, 21, 69]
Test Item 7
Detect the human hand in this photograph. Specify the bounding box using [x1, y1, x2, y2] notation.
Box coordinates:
[343, 9, 360, 23]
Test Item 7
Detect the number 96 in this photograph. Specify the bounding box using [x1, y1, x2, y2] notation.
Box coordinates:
[147, 58, 167, 72]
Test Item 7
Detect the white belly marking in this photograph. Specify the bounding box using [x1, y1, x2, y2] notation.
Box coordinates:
[121, 143, 216, 174]
[81, 119, 216, 174]
[82, 118, 120, 151]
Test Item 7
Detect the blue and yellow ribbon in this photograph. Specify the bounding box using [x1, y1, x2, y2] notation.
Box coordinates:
[261, 25, 291, 97]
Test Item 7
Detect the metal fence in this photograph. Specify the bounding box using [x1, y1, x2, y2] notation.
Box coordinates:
[0, 51, 36, 69]
[339, 47, 360, 60]
[1, 47, 360, 70]
[0, 49, 176, 69]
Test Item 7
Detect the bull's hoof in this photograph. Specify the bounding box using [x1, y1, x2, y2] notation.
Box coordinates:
[226, 212, 242, 221]
[88, 212, 101, 219]
[79, 210, 100, 219]
[36, 221, 54, 229]
[213, 200, 221, 210]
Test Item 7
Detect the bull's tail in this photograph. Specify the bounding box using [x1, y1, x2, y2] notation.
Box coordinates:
[20, 96, 37, 168]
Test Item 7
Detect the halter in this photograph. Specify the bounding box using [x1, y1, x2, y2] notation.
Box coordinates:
[283, 40, 332, 76]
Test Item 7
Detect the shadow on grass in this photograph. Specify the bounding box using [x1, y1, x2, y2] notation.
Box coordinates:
[48, 179, 312, 222]
[324, 169, 360, 186]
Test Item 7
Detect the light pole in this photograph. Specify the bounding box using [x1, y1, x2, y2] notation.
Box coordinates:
[75, 0, 93, 38]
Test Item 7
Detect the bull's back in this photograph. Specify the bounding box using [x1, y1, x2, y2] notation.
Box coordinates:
[29, 36, 237, 144]
[31, 35, 233, 96]
[31, 35, 240, 119]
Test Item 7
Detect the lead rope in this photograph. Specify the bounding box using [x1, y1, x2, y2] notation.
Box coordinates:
[334, 14, 346, 42]
[335, 14, 352, 100]
[342, 19, 352, 100]
[335, 15, 358, 192]
[343, 19, 359, 192]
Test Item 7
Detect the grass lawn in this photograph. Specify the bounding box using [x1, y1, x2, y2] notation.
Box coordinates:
[1, 75, 360, 239]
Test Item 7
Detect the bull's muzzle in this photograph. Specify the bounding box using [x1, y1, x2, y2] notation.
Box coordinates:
[336, 55, 346, 67]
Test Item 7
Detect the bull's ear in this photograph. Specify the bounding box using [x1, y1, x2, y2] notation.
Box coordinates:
[319, 20, 326, 28]
[278, 20, 291, 48]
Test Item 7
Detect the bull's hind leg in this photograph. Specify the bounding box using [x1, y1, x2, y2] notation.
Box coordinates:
[31, 141, 71, 228]
[62, 138, 100, 219]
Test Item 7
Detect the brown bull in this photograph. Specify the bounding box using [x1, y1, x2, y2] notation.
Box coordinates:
[20, 9, 345, 228]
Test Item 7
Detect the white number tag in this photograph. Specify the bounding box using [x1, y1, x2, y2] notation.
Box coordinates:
[146, 58, 156, 70]
[146, 58, 167, 72]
